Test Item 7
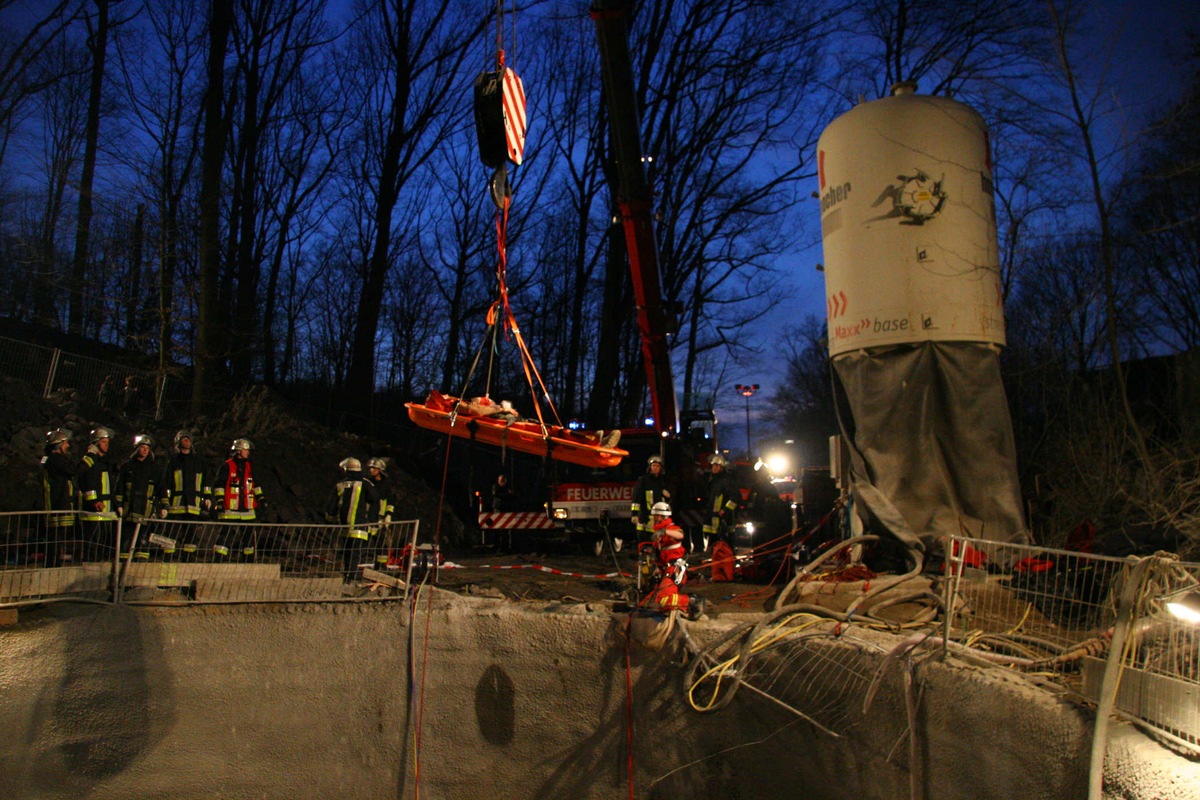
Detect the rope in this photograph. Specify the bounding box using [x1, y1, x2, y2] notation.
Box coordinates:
[410, 433, 454, 799]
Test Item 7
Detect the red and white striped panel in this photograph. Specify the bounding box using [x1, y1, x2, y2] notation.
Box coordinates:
[502, 67, 527, 165]
[478, 511, 555, 530]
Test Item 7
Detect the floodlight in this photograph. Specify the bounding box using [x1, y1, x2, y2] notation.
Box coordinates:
[1165, 589, 1200, 625]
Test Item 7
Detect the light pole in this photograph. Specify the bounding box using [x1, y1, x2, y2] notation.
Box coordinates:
[735, 383, 759, 459]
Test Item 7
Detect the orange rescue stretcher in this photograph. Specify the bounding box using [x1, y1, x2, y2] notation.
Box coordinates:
[406, 391, 628, 469]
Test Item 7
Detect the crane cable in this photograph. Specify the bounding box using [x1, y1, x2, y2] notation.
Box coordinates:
[491, 193, 565, 436]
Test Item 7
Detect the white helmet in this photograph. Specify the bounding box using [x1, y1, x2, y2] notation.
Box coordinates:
[651, 501, 672, 516]
[366, 457, 387, 473]
[90, 426, 114, 444]
[46, 428, 72, 446]
[174, 430, 192, 447]
[339, 457, 362, 472]
[133, 433, 154, 448]
[647, 455, 664, 467]
[710, 454, 728, 468]
[231, 437, 253, 452]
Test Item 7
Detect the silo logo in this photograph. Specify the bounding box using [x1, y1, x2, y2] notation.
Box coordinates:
[891, 169, 946, 224]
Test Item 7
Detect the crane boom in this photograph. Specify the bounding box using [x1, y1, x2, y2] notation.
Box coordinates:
[590, 0, 679, 436]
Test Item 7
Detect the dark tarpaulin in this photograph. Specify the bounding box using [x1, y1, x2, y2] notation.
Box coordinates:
[833, 341, 1030, 554]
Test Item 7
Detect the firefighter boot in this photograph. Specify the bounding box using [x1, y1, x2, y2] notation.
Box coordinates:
[686, 595, 707, 621]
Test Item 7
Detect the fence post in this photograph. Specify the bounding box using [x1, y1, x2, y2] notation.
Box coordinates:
[942, 536, 965, 660]
[1087, 555, 1161, 799]
[114, 517, 125, 603]
[43, 348, 61, 398]
[155, 374, 166, 421]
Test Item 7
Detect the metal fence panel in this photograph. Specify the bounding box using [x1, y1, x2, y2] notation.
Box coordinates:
[1110, 559, 1200, 752]
[2, 512, 422, 607]
[118, 517, 421, 604]
[0, 511, 119, 605]
[943, 536, 1130, 671]
[944, 536, 1200, 754]
[0, 336, 56, 392]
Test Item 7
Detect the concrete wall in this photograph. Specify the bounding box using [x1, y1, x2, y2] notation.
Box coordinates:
[0, 595, 1195, 799]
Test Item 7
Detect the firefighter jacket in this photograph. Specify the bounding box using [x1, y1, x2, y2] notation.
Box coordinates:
[631, 472, 671, 534]
[703, 470, 741, 537]
[41, 448, 78, 528]
[214, 456, 262, 521]
[161, 450, 210, 518]
[78, 446, 116, 522]
[372, 474, 394, 523]
[652, 517, 688, 584]
[117, 453, 160, 519]
[325, 471, 379, 540]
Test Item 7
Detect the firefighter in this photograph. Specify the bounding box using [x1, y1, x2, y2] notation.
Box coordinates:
[631, 455, 671, 539]
[646, 501, 705, 620]
[213, 437, 263, 561]
[116, 433, 161, 560]
[326, 457, 379, 580]
[38, 428, 78, 567]
[78, 426, 117, 562]
[366, 456, 393, 572]
[160, 430, 212, 561]
[702, 453, 740, 549]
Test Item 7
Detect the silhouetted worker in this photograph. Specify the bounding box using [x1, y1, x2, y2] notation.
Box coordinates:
[490, 473, 514, 512]
[326, 457, 379, 580]
[121, 375, 141, 419]
[97, 375, 117, 411]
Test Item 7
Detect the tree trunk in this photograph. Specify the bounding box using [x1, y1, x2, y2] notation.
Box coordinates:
[68, 0, 109, 336]
[193, 0, 233, 415]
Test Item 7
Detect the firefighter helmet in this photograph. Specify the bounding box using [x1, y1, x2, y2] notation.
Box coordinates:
[339, 457, 362, 472]
[45, 428, 72, 447]
[174, 430, 192, 447]
[647, 455, 664, 467]
[651, 501, 672, 516]
[133, 433, 154, 449]
[230, 437, 253, 452]
[90, 426, 114, 444]
[367, 456, 387, 474]
[709, 454, 728, 468]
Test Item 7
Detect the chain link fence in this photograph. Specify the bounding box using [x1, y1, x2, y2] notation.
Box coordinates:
[1, 511, 422, 607]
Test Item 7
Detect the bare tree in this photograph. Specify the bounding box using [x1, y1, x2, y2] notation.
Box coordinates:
[1125, 50, 1200, 352]
[67, 0, 122, 335]
[765, 315, 838, 464]
[114, 0, 207, 368]
[27, 35, 89, 328]
[341, 0, 490, 412]
[0, 0, 83, 169]
[224, 0, 330, 383]
[845, 0, 1045, 99]
[193, 0, 234, 414]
